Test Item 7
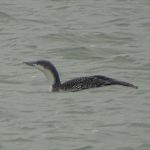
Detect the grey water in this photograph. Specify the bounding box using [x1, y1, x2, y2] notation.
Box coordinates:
[0, 0, 150, 150]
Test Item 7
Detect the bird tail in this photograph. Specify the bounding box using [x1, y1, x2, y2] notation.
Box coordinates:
[114, 80, 138, 89]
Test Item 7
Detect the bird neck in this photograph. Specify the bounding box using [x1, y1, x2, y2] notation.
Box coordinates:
[52, 72, 61, 89]
[35, 62, 61, 92]
[45, 66, 61, 92]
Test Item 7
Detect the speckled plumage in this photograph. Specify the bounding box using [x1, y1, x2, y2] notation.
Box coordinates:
[60, 75, 137, 92]
[24, 60, 138, 92]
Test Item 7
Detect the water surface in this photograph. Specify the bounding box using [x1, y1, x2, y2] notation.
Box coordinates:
[0, 0, 150, 150]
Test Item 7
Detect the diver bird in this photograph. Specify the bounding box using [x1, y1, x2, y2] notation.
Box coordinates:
[24, 60, 138, 92]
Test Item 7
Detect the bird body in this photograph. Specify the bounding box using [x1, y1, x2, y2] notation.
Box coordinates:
[24, 60, 138, 92]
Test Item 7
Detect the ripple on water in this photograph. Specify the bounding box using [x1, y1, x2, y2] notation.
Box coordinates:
[0, 0, 149, 150]
[0, 11, 12, 22]
[72, 145, 93, 150]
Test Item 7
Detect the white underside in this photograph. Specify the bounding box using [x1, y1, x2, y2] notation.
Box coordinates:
[49, 85, 53, 92]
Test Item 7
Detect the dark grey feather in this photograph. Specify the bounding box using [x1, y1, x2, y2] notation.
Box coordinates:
[60, 75, 138, 92]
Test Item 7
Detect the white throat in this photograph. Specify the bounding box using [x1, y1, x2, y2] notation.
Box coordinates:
[35, 64, 55, 86]
[49, 85, 53, 92]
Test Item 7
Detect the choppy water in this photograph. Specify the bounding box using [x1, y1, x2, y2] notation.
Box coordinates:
[0, 0, 150, 150]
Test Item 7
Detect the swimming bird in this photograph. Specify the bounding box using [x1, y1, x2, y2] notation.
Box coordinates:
[24, 60, 138, 92]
